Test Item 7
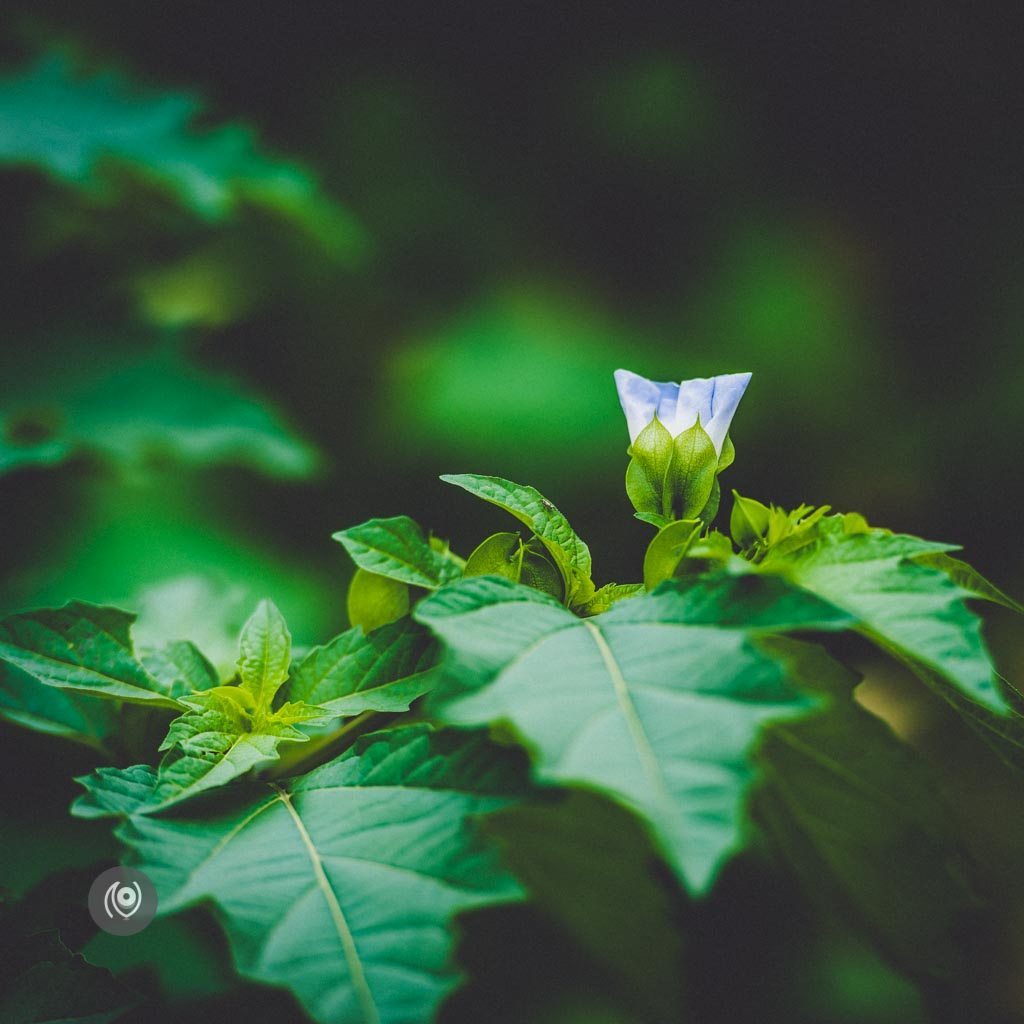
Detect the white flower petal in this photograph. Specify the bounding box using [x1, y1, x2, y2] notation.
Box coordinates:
[614, 368, 678, 443]
[614, 368, 752, 454]
[703, 372, 752, 454]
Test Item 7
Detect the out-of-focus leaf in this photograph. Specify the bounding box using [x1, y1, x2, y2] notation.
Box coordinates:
[419, 574, 853, 893]
[0, 55, 367, 258]
[487, 789, 689, 1022]
[345, 569, 410, 634]
[754, 699, 988, 989]
[0, 344, 319, 478]
[0, 663, 118, 753]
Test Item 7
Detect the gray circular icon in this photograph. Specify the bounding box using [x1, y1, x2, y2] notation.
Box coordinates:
[87, 866, 158, 936]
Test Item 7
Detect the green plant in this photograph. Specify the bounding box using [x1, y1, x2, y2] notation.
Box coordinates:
[1, 369, 1021, 1023]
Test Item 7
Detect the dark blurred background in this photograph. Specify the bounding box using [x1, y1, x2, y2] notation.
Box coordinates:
[1, 4, 1022, 1021]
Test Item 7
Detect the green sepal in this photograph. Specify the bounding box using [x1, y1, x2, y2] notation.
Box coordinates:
[717, 434, 736, 473]
[730, 491, 771, 549]
[520, 541, 566, 602]
[697, 477, 721, 525]
[667, 419, 718, 520]
[635, 511, 674, 530]
[347, 568, 411, 633]
[463, 532, 525, 583]
[624, 415, 673, 517]
[643, 519, 702, 590]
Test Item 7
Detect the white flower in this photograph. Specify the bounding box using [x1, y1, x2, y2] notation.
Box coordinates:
[614, 368, 752, 456]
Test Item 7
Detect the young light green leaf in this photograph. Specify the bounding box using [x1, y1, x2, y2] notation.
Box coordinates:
[334, 516, 463, 590]
[761, 517, 1007, 713]
[440, 474, 593, 606]
[0, 603, 181, 708]
[914, 552, 1024, 615]
[112, 726, 528, 1024]
[643, 519, 702, 590]
[286, 617, 438, 717]
[575, 582, 644, 616]
[346, 568, 411, 633]
[753, 699, 987, 987]
[140, 641, 219, 698]
[145, 687, 322, 812]
[237, 599, 292, 707]
[418, 574, 853, 893]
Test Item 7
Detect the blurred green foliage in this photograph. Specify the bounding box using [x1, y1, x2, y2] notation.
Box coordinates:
[1, 5, 1021, 1021]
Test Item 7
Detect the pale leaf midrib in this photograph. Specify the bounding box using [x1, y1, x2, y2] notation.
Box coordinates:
[271, 783, 380, 1024]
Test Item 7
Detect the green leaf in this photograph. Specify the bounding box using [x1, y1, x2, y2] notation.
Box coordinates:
[762, 516, 1007, 712]
[0, 55, 367, 258]
[144, 687, 322, 812]
[0, 928, 139, 1024]
[574, 582, 644, 616]
[140, 640, 219, 698]
[111, 725, 527, 1024]
[0, 663, 118, 753]
[346, 569, 411, 634]
[334, 516, 463, 590]
[0, 602, 181, 708]
[440, 474, 593, 606]
[463, 532, 525, 583]
[72, 765, 159, 819]
[0, 344, 320, 479]
[418, 574, 853, 893]
[286, 617, 438, 716]
[753, 699, 987, 987]
[668, 419, 718, 520]
[486, 789, 689, 1022]
[237, 599, 292, 708]
[643, 519, 702, 590]
[914, 552, 1024, 615]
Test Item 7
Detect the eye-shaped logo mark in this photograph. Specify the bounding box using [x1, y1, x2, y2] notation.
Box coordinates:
[88, 867, 157, 935]
[104, 880, 143, 919]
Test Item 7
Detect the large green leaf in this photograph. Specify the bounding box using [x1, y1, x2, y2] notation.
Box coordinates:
[0, 602, 182, 708]
[753, 699, 988, 988]
[486, 789, 689, 1022]
[334, 517, 462, 590]
[440, 475, 594, 606]
[0, 345, 319, 478]
[0, 55, 366, 258]
[286, 618, 438, 717]
[104, 726, 527, 1024]
[418, 574, 853, 893]
[761, 516, 1006, 712]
